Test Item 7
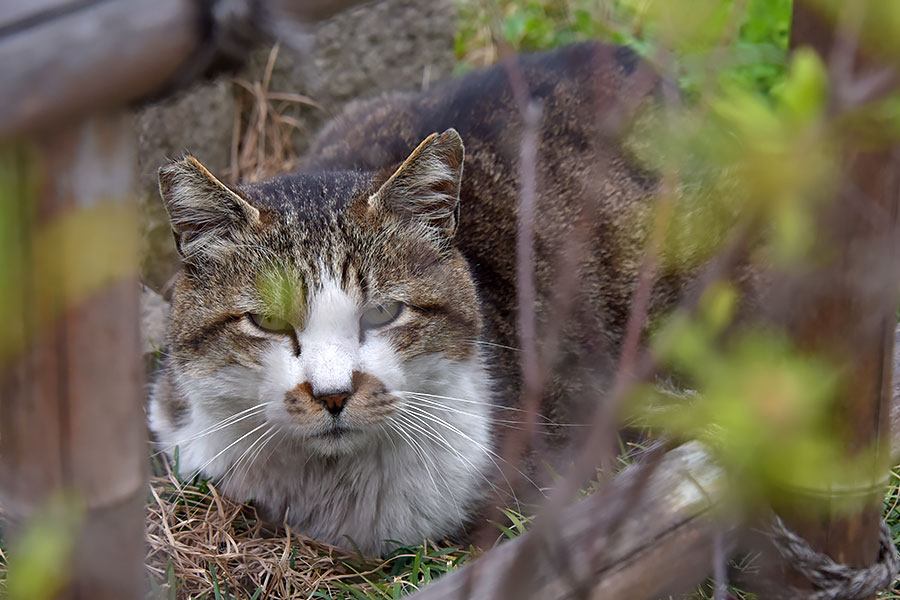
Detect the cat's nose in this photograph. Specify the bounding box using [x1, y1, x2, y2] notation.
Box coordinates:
[316, 392, 349, 416]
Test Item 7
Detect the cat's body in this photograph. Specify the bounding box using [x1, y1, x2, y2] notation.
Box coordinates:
[150, 42, 664, 555]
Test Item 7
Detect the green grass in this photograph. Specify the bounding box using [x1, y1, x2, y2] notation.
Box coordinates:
[0, 478, 897, 598]
[311, 544, 472, 599]
[1, 470, 895, 597]
[879, 468, 900, 598]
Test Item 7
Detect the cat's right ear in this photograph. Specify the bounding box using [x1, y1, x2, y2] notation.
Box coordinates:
[368, 129, 464, 243]
[158, 157, 260, 264]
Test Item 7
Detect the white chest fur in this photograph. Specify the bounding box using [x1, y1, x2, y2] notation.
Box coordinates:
[150, 354, 495, 555]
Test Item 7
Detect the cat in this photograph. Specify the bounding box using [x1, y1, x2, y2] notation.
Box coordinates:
[149, 42, 666, 556]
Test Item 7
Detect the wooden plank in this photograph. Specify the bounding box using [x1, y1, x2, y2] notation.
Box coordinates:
[0, 0, 199, 141]
[0, 112, 145, 600]
[408, 441, 730, 600]
[0, 0, 96, 33]
[0, 0, 371, 142]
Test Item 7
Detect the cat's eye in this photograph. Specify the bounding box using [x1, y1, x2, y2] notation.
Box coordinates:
[360, 302, 403, 328]
[248, 313, 292, 333]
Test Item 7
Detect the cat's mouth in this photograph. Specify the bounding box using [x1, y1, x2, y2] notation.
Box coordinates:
[306, 422, 371, 455]
[315, 424, 356, 439]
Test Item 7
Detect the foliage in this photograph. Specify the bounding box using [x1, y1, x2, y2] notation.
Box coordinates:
[629, 287, 856, 508]
[455, 0, 791, 96]
[625, 46, 834, 275]
[621, 22, 898, 517]
[0, 494, 84, 600]
[453, 1, 900, 598]
[255, 263, 308, 327]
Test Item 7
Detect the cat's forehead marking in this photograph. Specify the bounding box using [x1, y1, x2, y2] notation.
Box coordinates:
[242, 170, 372, 219]
[306, 270, 360, 331]
[291, 247, 365, 302]
[238, 171, 380, 296]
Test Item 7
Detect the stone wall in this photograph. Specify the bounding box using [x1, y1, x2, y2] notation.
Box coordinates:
[136, 0, 456, 293]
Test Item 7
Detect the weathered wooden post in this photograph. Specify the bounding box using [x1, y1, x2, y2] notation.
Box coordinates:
[758, 1, 900, 596]
[0, 114, 147, 599]
[0, 2, 364, 598]
[0, 2, 200, 596]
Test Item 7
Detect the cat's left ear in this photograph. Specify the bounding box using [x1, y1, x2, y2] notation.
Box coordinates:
[158, 156, 260, 264]
[369, 129, 464, 241]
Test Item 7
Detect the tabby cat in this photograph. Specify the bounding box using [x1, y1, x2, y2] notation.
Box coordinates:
[149, 42, 665, 555]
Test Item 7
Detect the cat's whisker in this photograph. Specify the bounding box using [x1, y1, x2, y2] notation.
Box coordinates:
[231, 427, 284, 494]
[198, 426, 280, 510]
[406, 399, 541, 432]
[460, 339, 522, 352]
[396, 390, 576, 426]
[257, 428, 286, 465]
[160, 402, 271, 452]
[400, 394, 568, 433]
[184, 407, 268, 437]
[148, 403, 270, 462]
[397, 413, 518, 504]
[376, 422, 398, 455]
[221, 424, 277, 491]
[398, 403, 547, 499]
[395, 422, 515, 510]
[392, 409, 519, 510]
[389, 417, 444, 496]
[185, 421, 270, 483]
[385, 418, 462, 526]
[388, 415, 468, 527]
[301, 450, 316, 469]
[387, 420, 438, 489]
[146, 348, 180, 361]
[394, 389, 533, 412]
[223, 425, 279, 479]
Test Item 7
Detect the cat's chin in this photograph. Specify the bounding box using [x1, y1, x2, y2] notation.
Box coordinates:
[299, 425, 376, 456]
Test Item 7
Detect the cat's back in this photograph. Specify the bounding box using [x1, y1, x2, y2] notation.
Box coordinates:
[304, 42, 654, 174]
[302, 41, 661, 297]
[303, 42, 664, 414]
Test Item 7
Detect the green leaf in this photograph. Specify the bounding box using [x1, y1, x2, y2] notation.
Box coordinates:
[411, 547, 422, 583]
[6, 493, 84, 600]
[776, 48, 828, 125]
[209, 563, 223, 600]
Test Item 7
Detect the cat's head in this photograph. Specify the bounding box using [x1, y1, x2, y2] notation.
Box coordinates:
[156, 130, 484, 456]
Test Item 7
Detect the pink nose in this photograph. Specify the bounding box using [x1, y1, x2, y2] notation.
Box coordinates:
[316, 392, 348, 416]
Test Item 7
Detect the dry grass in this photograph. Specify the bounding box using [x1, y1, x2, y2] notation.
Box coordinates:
[146, 472, 354, 599]
[145, 467, 471, 599]
[225, 43, 324, 185]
